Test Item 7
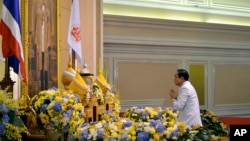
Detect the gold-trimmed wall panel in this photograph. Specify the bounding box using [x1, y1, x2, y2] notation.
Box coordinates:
[21, 0, 28, 100]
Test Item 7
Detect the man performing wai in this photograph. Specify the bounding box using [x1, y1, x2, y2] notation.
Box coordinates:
[169, 69, 202, 127]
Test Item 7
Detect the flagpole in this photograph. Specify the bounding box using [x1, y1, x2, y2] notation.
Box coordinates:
[0, 58, 15, 93]
[70, 0, 75, 69]
[72, 50, 76, 69]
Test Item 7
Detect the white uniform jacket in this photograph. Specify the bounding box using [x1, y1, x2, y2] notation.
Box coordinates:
[172, 81, 202, 126]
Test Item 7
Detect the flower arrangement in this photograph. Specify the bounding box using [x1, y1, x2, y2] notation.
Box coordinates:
[177, 109, 229, 141]
[0, 88, 29, 141]
[106, 88, 121, 114]
[70, 106, 229, 141]
[199, 109, 229, 140]
[122, 106, 181, 140]
[178, 109, 229, 141]
[89, 83, 121, 114]
[70, 106, 178, 141]
[91, 84, 105, 104]
[124, 106, 178, 123]
[31, 88, 85, 136]
[70, 110, 120, 140]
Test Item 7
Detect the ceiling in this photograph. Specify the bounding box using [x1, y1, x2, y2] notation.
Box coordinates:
[103, 0, 250, 26]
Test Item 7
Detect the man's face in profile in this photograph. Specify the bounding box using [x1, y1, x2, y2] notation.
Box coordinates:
[174, 72, 183, 86]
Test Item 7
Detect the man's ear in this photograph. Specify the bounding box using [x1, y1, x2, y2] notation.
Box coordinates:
[180, 76, 185, 81]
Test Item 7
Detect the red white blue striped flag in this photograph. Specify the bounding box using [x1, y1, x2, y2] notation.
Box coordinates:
[0, 0, 27, 84]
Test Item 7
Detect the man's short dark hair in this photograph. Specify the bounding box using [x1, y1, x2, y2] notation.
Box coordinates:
[177, 69, 189, 80]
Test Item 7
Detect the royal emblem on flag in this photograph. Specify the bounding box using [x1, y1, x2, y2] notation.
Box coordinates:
[70, 25, 81, 42]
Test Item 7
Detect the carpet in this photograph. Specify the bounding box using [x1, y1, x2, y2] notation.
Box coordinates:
[220, 116, 250, 127]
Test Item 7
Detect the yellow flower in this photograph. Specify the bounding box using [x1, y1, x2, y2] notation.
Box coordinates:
[4, 123, 30, 141]
[163, 122, 168, 127]
[167, 127, 175, 132]
[210, 134, 219, 140]
[177, 122, 187, 136]
[74, 103, 83, 111]
[68, 98, 75, 104]
[220, 122, 227, 129]
[145, 106, 151, 111]
[212, 116, 218, 123]
[153, 133, 160, 141]
[39, 113, 49, 125]
[164, 130, 171, 136]
[219, 136, 229, 141]
[131, 130, 136, 136]
[168, 121, 175, 127]
[150, 111, 157, 118]
[131, 135, 137, 141]
[128, 126, 135, 134]
[127, 134, 132, 139]
[103, 114, 111, 121]
[132, 113, 137, 117]
[172, 136, 178, 140]
[149, 127, 156, 134]
[115, 121, 123, 130]
[114, 104, 120, 112]
[103, 130, 110, 138]
[111, 131, 118, 138]
[89, 126, 95, 134]
[192, 124, 201, 129]
[54, 95, 63, 102]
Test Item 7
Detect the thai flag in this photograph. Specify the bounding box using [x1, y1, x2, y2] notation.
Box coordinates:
[0, 0, 27, 84]
[68, 0, 82, 65]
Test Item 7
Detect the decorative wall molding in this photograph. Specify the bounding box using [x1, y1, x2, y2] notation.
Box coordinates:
[104, 15, 250, 49]
[104, 35, 250, 50]
[104, 44, 250, 58]
[212, 104, 250, 116]
[104, 0, 250, 16]
[212, 0, 250, 12]
[104, 15, 250, 32]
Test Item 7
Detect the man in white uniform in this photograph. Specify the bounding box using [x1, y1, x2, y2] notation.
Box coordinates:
[169, 69, 202, 127]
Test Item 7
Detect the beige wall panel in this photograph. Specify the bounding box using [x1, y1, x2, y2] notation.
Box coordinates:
[80, 0, 95, 73]
[117, 62, 179, 106]
[214, 64, 250, 105]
